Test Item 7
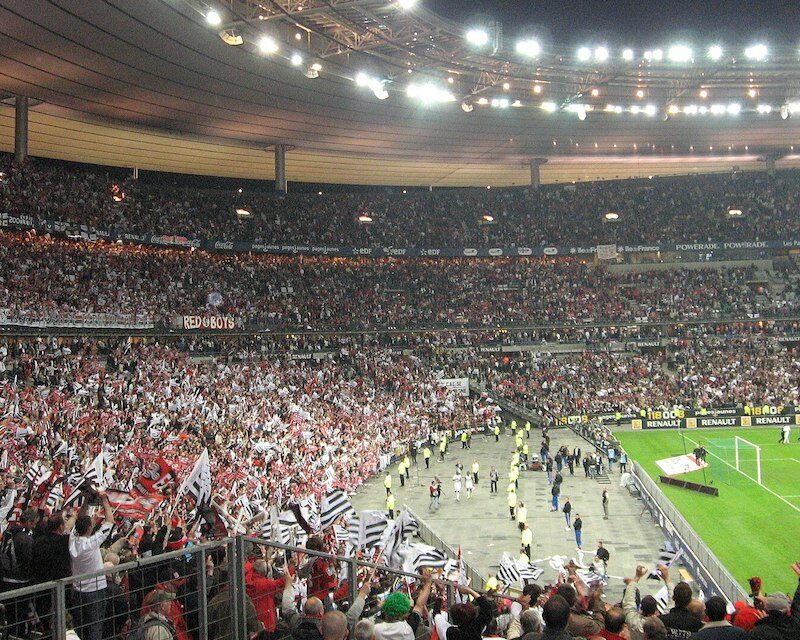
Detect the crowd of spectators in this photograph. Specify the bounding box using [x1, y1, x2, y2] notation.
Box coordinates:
[3, 155, 800, 248]
[438, 335, 800, 415]
[1, 231, 790, 330]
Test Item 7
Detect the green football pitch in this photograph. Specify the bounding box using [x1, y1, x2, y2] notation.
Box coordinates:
[616, 427, 800, 594]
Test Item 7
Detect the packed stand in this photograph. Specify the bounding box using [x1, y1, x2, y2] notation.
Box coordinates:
[1, 231, 790, 330]
[3, 155, 800, 248]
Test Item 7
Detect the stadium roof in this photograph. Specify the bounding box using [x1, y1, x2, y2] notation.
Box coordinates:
[2, 0, 800, 186]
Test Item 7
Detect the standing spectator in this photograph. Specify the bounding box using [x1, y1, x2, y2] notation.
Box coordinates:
[134, 590, 178, 640]
[246, 558, 285, 634]
[749, 563, 800, 639]
[209, 567, 262, 640]
[623, 564, 672, 640]
[691, 595, 748, 639]
[602, 490, 610, 520]
[0, 508, 39, 635]
[68, 492, 114, 640]
[562, 498, 572, 530]
[659, 582, 703, 638]
[32, 511, 78, 633]
[489, 467, 499, 494]
[573, 514, 583, 550]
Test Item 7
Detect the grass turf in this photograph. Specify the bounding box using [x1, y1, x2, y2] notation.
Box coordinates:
[616, 427, 800, 594]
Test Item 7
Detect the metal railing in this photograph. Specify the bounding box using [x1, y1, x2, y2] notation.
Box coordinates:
[630, 462, 749, 603]
[0, 535, 468, 640]
[409, 509, 486, 592]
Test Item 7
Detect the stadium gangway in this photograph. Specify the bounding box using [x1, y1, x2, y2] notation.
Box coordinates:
[0, 535, 465, 640]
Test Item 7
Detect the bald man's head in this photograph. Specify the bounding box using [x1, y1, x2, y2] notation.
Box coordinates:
[322, 611, 348, 640]
[304, 597, 325, 618]
[687, 599, 705, 621]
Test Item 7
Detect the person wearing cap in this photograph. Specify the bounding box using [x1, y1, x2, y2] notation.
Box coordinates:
[374, 571, 433, 640]
[136, 590, 178, 640]
[690, 595, 747, 639]
[749, 563, 800, 640]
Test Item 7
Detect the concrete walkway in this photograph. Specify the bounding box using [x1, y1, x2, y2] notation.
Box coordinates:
[351, 427, 667, 601]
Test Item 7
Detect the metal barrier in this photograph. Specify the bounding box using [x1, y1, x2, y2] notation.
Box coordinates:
[630, 462, 749, 604]
[0, 535, 468, 640]
[409, 509, 486, 592]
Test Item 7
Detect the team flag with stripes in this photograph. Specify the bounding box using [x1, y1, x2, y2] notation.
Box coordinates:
[358, 510, 389, 550]
[175, 448, 212, 506]
[319, 489, 354, 531]
[497, 552, 521, 586]
[379, 508, 418, 569]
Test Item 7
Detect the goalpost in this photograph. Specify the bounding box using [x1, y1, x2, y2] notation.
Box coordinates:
[734, 436, 763, 486]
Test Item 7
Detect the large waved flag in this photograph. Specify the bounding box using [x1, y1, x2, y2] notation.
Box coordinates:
[175, 448, 212, 506]
[319, 489, 354, 531]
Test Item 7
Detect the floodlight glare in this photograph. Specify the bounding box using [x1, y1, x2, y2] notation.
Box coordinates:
[290, 53, 303, 66]
[461, 101, 474, 113]
[356, 72, 371, 87]
[398, 0, 417, 8]
[605, 212, 620, 221]
[630, 105, 641, 114]
[727, 103, 741, 115]
[577, 46, 592, 62]
[708, 45, 723, 60]
[594, 46, 609, 62]
[406, 82, 455, 104]
[644, 104, 657, 116]
[684, 105, 698, 115]
[668, 44, 693, 63]
[466, 29, 489, 46]
[258, 36, 279, 53]
[516, 39, 541, 57]
[622, 48, 634, 61]
[205, 9, 222, 26]
[744, 44, 768, 61]
[710, 103, 726, 115]
[727, 208, 743, 217]
[541, 101, 558, 112]
[757, 104, 772, 114]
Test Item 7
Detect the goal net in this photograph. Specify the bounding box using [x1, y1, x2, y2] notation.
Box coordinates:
[706, 437, 762, 486]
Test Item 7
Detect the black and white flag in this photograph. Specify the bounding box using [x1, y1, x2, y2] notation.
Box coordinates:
[497, 552, 521, 586]
[176, 449, 212, 505]
[319, 490, 354, 531]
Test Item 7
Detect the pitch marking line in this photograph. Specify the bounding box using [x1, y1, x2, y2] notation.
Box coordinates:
[683, 435, 800, 516]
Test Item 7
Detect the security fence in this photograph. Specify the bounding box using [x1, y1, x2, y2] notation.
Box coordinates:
[0, 535, 466, 640]
[630, 462, 749, 604]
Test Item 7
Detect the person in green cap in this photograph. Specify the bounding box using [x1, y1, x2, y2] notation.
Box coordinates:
[374, 572, 433, 640]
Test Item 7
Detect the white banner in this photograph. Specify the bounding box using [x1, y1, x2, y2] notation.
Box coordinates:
[436, 378, 470, 397]
[655, 454, 709, 476]
[596, 244, 618, 260]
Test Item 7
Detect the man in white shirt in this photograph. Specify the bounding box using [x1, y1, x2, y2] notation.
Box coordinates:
[69, 491, 114, 640]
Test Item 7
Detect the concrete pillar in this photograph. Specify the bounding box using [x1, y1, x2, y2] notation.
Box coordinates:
[530, 158, 547, 190]
[275, 144, 287, 193]
[766, 154, 776, 176]
[14, 96, 28, 163]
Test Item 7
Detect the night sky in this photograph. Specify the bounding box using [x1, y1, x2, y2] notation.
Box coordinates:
[426, 0, 800, 46]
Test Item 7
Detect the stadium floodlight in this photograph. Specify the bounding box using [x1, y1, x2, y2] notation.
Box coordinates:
[668, 44, 693, 63]
[594, 46, 609, 62]
[258, 36, 279, 53]
[541, 101, 558, 112]
[406, 82, 455, 104]
[684, 104, 698, 115]
[630, 105, 641, 114]
[668, 104, 681, 115]
[290, 52, 303, 66]
[708, 44, 723, 60]
[516, 39, 541, 57]
[466, 29, 489, 47]
[491, 98, 510, 108]
[398, 0, 417, 9]
[577, 46, 592, 62]
[206, 9, 222, 26]
[482, 214, 495, 222]
[727, 208, 743, 217]
[604, 212, 620, 221]
[644, 104, 657, 116]
[235, 208, 251, 217]
[477, 97, 489, 105]
[710, 103, 726, 115]
[305, 61, 322, 78]
[652, 49, 663, 61]
[461, 101, 474, 113]
[727, 102, 741, 115]
[532, 84, 542, 94]
[357, 214, 373, 223]
[622, 48, 634, 61]
[757, 104, 772, 114]
[744, 44, 768, 61]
